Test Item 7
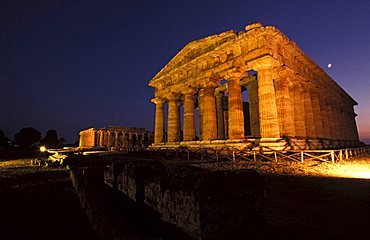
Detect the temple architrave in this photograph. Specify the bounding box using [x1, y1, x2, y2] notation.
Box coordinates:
[149, 23, 360, 150]
[79, 126, 153, 151]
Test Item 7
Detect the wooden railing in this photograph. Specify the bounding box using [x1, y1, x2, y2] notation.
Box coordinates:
[147, 146, 370, 164]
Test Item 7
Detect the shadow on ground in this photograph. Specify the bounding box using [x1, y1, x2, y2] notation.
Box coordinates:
[0, 168, 96, 240]
[264, 174, 370, 240]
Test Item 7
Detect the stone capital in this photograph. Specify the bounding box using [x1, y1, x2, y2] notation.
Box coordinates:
[151, 97, 165, 105]
[181, 86, 198, 96]
[249, 56, 279, 71]
[199, 78, 218, 89]
[214, 90, 224, 98]
[224, 67, 247, 81]
[167, 92, 181, 102]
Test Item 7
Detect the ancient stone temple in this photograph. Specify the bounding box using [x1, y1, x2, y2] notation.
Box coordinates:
[79, 126, 153, 151]
[149, 23, 360, 150]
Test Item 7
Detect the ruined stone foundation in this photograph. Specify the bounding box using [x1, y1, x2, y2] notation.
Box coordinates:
[104, 159, 266, 240]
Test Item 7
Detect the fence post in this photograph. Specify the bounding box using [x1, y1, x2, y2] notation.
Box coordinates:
[301, 151, 304, 162]
[339, 150, 343, 162]
[232, 151, 235, 162]
[331, 151, 335, 163]
[345, 149, 348, 159]
[274, 151, 277, 162]
[253, 151, 256, 161]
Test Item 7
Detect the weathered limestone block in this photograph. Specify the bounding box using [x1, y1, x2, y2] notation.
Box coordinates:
[104, 160, 132, 188]
[119, 160, 165, 203]
[148, 166, 266, 240]
[106, 160, 266, 240]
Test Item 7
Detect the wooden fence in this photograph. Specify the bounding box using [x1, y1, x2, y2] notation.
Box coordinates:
[148, 146, 370, 164]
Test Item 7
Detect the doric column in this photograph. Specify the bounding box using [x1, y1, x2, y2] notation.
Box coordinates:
[336, 107, 345, 141]
[254, 59, 280, 138]
[91, 130, 96, 147]
[247, 79, 260, 137]
[345, 109, 354, 141]
[152, 98, 165, 144]
[167, 94, 180, 142]
[177, 105, 182, 142]
[183, 89, 196, 141]
[215, 90, 225, 139]
[274, 70, 295, 137]
[141, 131, 145, 141]
[311, 92, 324, 138]
[302, 89, 316, 138]
[114, 131, 119, 147]
[95, 131, 99, 146]
[346, 107, 356, 141]
[225, 69, 245, 140]
[198, 89, 204, 140]
[289, 83, 306, 138]
[326, 103, 336, 139]
[340, 108, 349, 141]
[319, 97, 331, 139]
[345, 106, 356, 141]
[99, 130, 104, 146]
[202, 82, 217, 141]
[331, 104, 341, 139]
[107, 130, 111, 150]
[349, 110, 360, 141]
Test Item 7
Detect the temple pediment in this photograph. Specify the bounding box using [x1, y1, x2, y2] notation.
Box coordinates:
[151, 30, 238, 83]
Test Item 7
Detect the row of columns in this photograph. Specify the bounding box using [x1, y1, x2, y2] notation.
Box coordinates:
[99, 130, 151, 147]
[153, 64, 359, 145]
[80, 129, 153, 148]
[153, 65, 280, 144]
[275, 71, 359, 141]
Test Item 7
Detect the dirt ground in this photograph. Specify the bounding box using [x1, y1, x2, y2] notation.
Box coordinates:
[192, 153, 370, 240]
[0, 154, 369, 240]
[0, 159, 96, 240]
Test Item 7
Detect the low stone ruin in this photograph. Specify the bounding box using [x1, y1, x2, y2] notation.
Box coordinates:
[104, 159, 266, 239]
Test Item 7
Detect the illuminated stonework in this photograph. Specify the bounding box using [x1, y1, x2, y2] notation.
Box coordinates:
[149, 23, 360, 150]
[79, 126, 153, 151]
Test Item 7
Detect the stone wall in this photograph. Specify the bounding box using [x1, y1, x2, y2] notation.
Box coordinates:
[104, 159, 266, 240]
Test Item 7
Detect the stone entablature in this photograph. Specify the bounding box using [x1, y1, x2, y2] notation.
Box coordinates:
[149, 23, 360, 150]
[79, 126, 153, 151]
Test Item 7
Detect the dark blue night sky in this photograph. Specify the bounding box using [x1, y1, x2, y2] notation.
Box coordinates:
[1, 0, 370, 143]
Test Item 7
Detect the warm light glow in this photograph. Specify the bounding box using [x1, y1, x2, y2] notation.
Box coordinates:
[327, 163, 370, 179]
[40, 146, 46, 152]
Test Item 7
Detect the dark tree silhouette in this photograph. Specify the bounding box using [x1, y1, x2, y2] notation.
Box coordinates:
[58, 137, 66, 147]
[13, 127, 41, 148]
[41, 130, 59, 148]
[0, 130, 10, 148]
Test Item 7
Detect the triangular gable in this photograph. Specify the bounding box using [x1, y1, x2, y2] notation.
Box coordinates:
[151, 30, 238, 82]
